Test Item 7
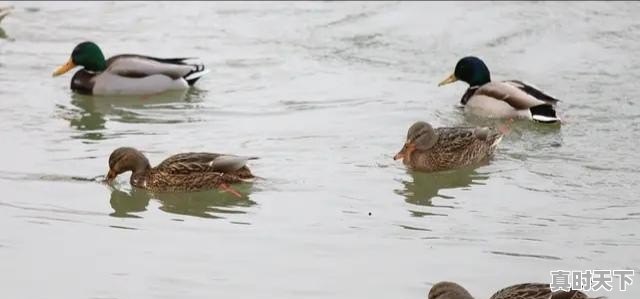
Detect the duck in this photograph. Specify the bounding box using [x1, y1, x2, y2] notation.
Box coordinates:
[427, 281, 605, 299]
[52, 41, 209, 96]
[105, 147, 257, 196]
[393, 121, 503, 172]
[438, 56, 561, 124]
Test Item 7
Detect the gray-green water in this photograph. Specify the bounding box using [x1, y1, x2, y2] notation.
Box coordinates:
[0, 1, 638, 298]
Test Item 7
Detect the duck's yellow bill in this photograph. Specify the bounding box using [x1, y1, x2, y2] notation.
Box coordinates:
[52, 59, 76, 77]
[438, 73, 458, 86]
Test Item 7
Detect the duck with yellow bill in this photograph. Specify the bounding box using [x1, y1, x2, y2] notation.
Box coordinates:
[438, 56, 561, 124]
[52, 41, 209, 96]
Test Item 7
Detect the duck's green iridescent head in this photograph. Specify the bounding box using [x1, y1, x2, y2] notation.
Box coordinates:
[52, 41, 107, 76]
[438, 56, 491, 87]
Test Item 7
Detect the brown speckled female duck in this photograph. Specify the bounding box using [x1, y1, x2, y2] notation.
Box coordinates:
[427, 281, 605, 299]
[106, 147, 257, 196]
[393, 121, 503, 172]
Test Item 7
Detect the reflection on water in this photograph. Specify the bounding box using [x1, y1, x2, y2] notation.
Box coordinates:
[2, 2, 638, 298]
[67, 96, 107, 134]
[59, 90, 193, 140]
[462, 114, 562, 138]
[109, 185, 257, 219]
[0, 170, 103, 184]
[396, 167, 490, 208]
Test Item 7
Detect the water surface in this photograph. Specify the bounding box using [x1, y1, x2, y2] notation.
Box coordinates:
[0, 2, 639, 298]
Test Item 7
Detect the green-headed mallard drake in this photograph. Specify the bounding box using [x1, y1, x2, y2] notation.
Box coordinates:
[427, 281, 605, 299]
[393, 121, 503, 172]
[438, 56, 561, 124]
[106, 147, 257, 196]
[52, 41, 209, 96]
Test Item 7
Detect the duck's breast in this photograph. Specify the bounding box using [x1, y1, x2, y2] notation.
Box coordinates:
[70, 70, 96, 95]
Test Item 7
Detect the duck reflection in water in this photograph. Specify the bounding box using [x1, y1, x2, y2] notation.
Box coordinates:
[62, 90, 193, 140]
[109, 185, 256, 219]
[396, 166, 489, 210]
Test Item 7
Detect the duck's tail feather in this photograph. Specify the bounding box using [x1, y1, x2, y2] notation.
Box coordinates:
[183, 64, 210, 85]
[147, 57, 197, 64]
[530, 104, 560, 123]
[209, 155, 256, 173]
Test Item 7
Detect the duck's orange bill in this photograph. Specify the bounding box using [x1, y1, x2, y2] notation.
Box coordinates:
[438, 73, 458, 86]
[393, 152, 404, 160]
[394, 143, 414, 160]
[52, 59, 76, 77]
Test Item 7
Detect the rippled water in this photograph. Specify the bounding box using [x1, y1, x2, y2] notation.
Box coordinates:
[1, 1, 639, 298]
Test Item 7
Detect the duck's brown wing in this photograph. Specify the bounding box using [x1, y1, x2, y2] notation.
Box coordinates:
[434, 127, 499, 152]
[147, 171, 245, 193]
[155, 153, 258, 175]
[434, 127, 476, 152]
[157, 153, 223, 166]
[489, 283, 552, 299]
[551, 289, 606, 299]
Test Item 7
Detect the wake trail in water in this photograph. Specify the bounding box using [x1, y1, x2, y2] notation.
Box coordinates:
[0, 170, 105, 184]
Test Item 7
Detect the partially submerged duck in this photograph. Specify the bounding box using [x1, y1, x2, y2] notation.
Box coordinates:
[394, 121, 503, 172]
[106, 147, 257, 196]
[53, 41, 209, 96]
[427, 281, 605, 299]
[438, 56, 561, 124]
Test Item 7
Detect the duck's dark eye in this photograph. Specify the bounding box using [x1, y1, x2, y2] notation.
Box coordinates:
[412, 131, 426, 142]
[455, 64, 466, 77]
